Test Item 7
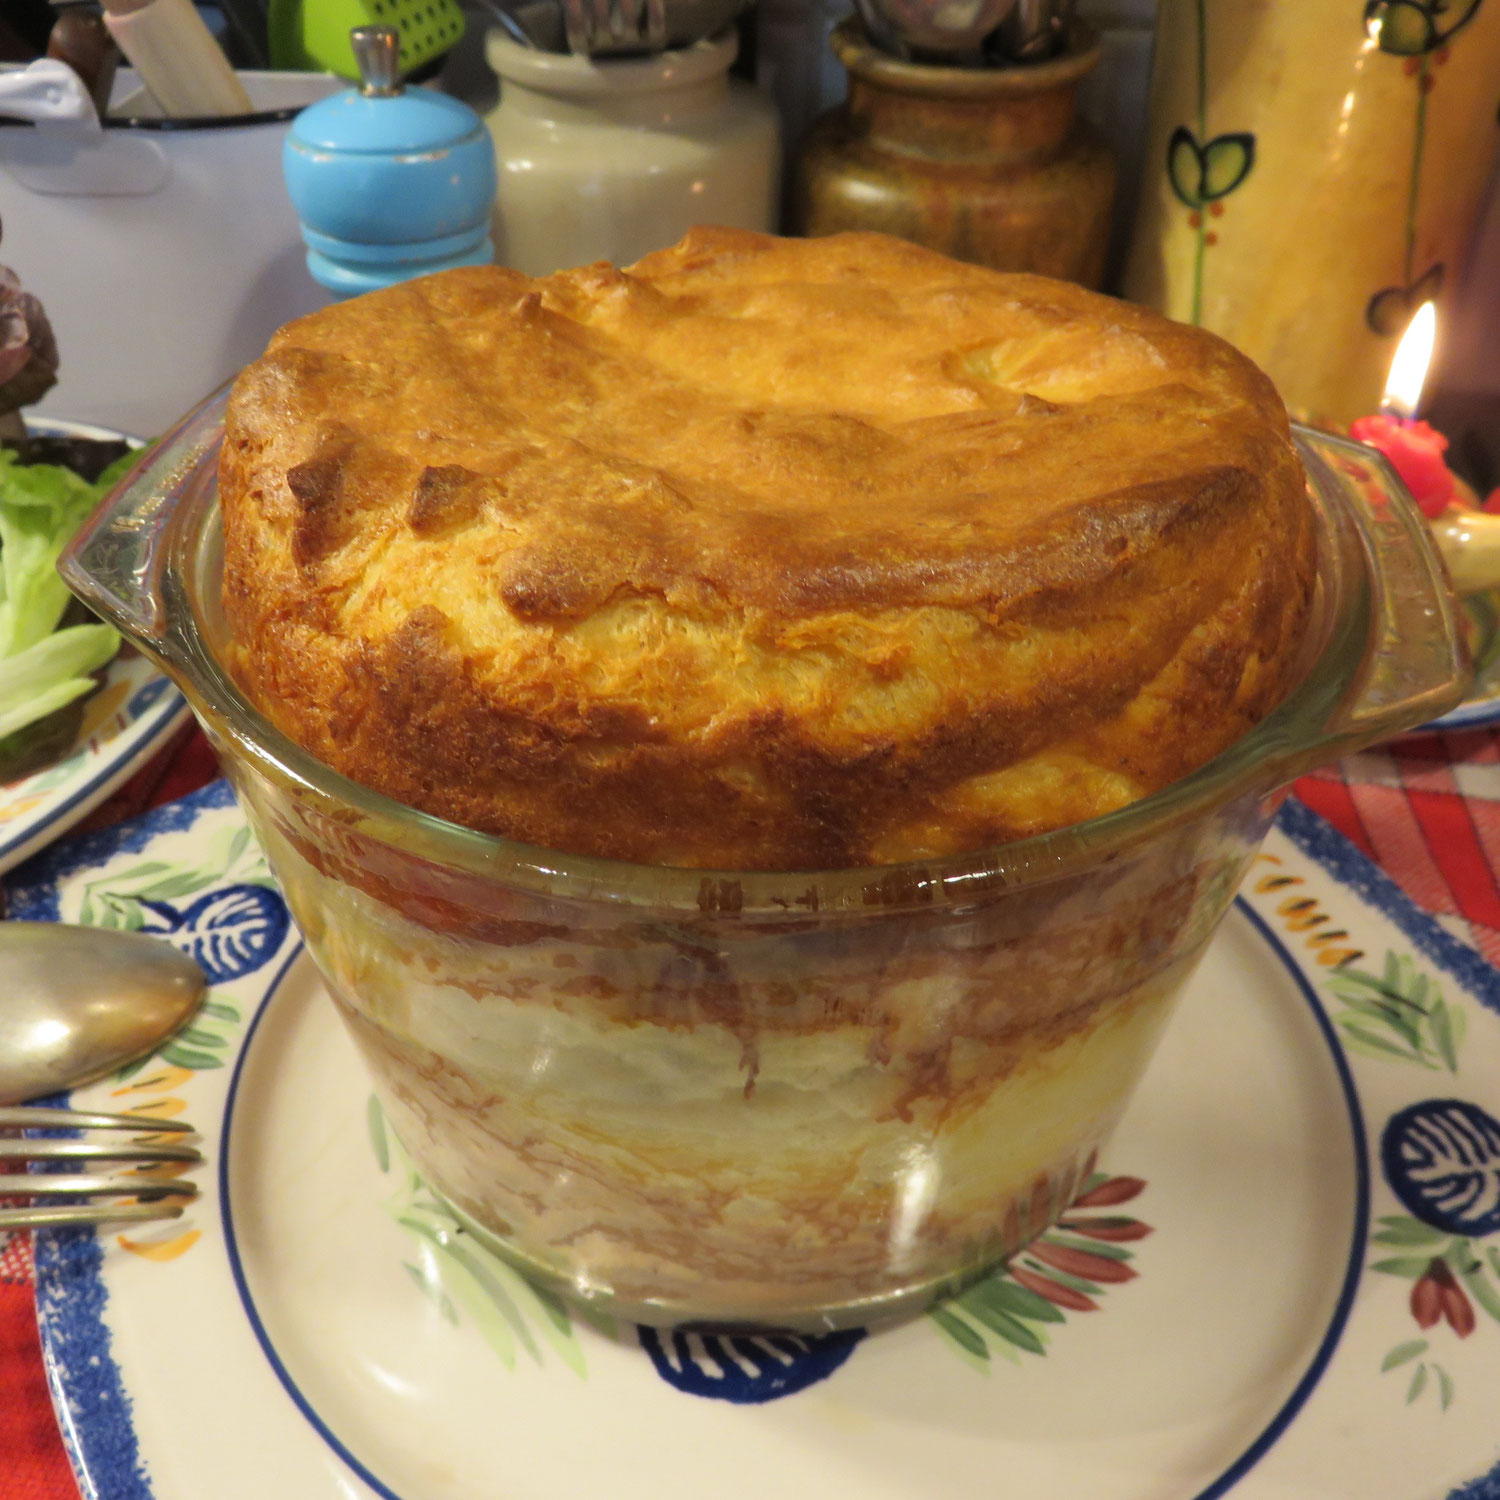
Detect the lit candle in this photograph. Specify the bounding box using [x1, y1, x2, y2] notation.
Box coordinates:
[1348, 302, 1457, 519]
[1349, 302, 1500, 596]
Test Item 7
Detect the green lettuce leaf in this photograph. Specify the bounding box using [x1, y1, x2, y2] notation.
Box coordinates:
[0, 446, 125, 742]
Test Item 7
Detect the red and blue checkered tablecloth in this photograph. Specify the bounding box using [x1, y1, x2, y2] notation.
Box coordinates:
[1297, 728, 1500, 968]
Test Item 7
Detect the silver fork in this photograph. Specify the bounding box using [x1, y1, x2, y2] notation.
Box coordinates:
[562, 0, 668, 55]
[0, 1106, 202, 1231]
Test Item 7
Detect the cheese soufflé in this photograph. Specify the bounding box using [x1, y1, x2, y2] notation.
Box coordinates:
[220, 226, 1315, 871]
[217, 229, 1317, 1325]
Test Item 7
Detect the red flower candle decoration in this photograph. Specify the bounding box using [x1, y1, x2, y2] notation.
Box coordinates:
[1350, 301, 1500, 597]
[1349, 301, 1457, 519]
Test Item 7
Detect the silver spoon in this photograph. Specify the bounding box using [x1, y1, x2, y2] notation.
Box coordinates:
[0, 923, 205, 1106]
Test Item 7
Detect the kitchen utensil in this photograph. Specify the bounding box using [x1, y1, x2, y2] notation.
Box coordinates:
[100, 0, 252, 116]
[667, 0, 746, 44]
[267, 0, 465, 79]
[0, 921, 205, 1107]
[853, 0, 1018, 59]
[560, 0, 667, 55]
[992, 0, 1069, 61]
[58, 392, 1467, 1332]
[487, 0, 566, 48]
[490, 0, 747, 53]
[469, 0, 539, 49]
[849, 0, 903, 58]
[45, 5, 119, 115]
[207, 0, 272, 67]
[283, 26, 496, 296]
[0, 1104, 201, 1230]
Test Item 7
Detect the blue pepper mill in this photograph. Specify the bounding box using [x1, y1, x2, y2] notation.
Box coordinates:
[283, 26, 497, 299]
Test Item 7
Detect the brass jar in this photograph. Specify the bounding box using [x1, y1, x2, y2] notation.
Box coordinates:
[792, 22, 1115, 288]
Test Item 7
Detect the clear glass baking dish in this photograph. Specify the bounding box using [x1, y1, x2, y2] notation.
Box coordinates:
[61, 388, 1468, 1332]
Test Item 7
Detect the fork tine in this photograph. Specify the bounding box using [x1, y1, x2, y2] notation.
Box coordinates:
[0, 1107, 195, 1134]
[0, 1201, 186, 1231]
[0, 1174, 200, 1201]
[10, 1139, 203, 1165]
[0, 1104, 205, 1230]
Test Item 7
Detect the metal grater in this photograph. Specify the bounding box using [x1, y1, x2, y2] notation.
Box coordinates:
[268, 0, 468, 79]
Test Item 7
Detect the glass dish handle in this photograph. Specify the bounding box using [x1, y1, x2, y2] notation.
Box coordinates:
[1277, 424, 1472, 776]
[59, 383, 231, 664]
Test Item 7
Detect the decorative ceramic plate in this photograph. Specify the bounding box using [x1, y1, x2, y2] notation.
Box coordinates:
[0, 419, 189, 875]
[0, 652, 189, 876]
[11, 782, 1500, 1500]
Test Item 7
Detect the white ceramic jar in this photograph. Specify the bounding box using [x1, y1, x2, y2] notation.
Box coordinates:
[483, 29, 780, 275]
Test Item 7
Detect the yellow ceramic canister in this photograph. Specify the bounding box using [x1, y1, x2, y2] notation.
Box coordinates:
[1123, 0, 1500, 428]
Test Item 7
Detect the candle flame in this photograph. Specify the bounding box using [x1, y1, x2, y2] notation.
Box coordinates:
[1382, 301, 1436, 419]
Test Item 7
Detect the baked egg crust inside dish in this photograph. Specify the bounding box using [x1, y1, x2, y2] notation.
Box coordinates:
[220, 225, 1315, 870]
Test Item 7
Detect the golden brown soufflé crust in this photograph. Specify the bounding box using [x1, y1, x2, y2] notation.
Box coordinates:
[220, 226, 1315, 869]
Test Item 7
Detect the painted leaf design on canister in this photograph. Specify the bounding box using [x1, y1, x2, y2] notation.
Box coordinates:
[1381, 1099, 1500, 1237]
[1167, 126, 1256, 208]
[1167, 0, 1259, 328]
[1363, 0, 1482, 55]
[135, 883, 290, 983]
[1367, 264, 1445, 337]
[1362, 0, 1484, 336]
[637, 1327, 864, 1403]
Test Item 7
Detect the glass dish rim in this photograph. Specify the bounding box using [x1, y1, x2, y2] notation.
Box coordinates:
[143, 423, 1391, 916]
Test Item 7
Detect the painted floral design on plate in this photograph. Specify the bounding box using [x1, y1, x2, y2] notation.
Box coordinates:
[371, 1088, 1155, 1403]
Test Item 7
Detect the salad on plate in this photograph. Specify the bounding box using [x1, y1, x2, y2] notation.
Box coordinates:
[0, 228, 188, 870]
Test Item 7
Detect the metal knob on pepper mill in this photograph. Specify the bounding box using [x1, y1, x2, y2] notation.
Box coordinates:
[282, 26, 498, 299]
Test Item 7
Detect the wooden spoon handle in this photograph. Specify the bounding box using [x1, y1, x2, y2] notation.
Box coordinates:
[101, 0, 252, 117]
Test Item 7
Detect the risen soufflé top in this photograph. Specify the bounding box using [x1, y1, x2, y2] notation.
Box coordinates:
[219, 226, 1316, 869]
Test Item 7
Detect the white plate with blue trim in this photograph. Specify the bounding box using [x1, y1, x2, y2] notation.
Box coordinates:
[11, 781, 1500, 1500]
[0, 418, 189, 875]
[0, 650, 189, 876]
